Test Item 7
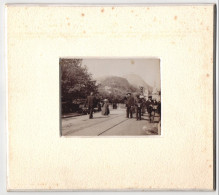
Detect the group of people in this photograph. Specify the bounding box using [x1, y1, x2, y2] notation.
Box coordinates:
[84, 92, 110, 119]
[125, 93, 142, 120]
[84, 92, 161, 121]
[125, 92, 161, 121]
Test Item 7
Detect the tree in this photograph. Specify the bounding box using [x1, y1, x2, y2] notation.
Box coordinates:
[60, 59, 98, 102]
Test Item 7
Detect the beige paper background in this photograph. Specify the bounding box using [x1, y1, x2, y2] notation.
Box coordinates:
[7, 5, 214, 190]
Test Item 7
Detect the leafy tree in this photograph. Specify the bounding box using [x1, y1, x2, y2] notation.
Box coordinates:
[60, 59, 98, 102]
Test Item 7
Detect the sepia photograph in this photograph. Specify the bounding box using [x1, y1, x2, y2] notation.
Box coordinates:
[61, 58, 161, 136]
[6, 5, 216, 190]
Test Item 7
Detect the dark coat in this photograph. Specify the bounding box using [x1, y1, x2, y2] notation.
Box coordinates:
[146, 100, 153, 113]
[126, 96, 135, 107]
[85, 95, 96, 108]
[134, 97, 143, 108]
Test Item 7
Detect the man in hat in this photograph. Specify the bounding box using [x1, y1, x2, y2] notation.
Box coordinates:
[84, 92, 96, 119]
[126, 93, 134, 118]
[134, 94, 143, 120]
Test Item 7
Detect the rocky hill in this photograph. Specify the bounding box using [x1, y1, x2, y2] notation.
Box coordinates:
[96, 76, 139, 101]
[123, 74, 153, 93]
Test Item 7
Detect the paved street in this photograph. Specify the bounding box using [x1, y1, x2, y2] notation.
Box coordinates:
[61, 107, 160, 136]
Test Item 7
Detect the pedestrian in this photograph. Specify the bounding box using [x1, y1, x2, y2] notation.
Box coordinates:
[134, 94, 143, 120]
[84, 92, 96, 119]
[102, 99, 110, 115]
[97, 102, 101, 112]
[140, 95, 146, 116]
[146, 99, 154, 122]
[126, 93, 134, 118]
[113, 101, 117, 109]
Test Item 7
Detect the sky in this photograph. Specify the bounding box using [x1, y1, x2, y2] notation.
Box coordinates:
[81, 59, 160, 89]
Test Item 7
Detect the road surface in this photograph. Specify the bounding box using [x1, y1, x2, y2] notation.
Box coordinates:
[61, 107, 160, 136]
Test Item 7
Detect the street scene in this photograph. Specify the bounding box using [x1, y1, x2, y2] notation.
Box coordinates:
[61, 58, 161, 136]
[62, 104, 161, 136]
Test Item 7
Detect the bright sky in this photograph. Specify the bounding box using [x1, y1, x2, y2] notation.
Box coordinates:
[82, 59, 160, 88]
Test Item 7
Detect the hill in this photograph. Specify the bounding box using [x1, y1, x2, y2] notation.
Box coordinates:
[123, 74, 153, 93]
[97, 76, 139, 102]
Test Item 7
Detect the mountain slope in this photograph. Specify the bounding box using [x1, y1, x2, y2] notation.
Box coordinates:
[123, 74, 153, 92]
[97, 76, 139, 100]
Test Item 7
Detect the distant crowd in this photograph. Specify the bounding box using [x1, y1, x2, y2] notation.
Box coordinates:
[84, 92, 161, 121]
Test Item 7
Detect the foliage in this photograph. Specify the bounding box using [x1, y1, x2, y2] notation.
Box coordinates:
[60, 59, 99, 102]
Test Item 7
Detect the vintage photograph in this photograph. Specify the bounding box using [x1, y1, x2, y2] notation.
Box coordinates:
[6, 5, 215, 190]
[61, 58, 161, 136]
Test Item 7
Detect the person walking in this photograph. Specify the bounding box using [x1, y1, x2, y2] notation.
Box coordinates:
[140, 95, 146, 116]
[146, 98, 154, 122]
[84, 92, 96, 119]
[126, 93, 134, 118]
[134, 94, 143, 120]
[102, 99, 110, 115]
[97, 101, 101, 112]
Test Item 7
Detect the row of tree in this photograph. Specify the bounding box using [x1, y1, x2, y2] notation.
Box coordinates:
[61, 58, 99, 103]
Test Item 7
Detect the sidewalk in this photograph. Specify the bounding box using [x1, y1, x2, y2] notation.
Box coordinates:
[62, 112, 83, 118]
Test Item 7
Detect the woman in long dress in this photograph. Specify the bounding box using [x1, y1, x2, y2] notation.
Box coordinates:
[101, 99, 110, 115]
